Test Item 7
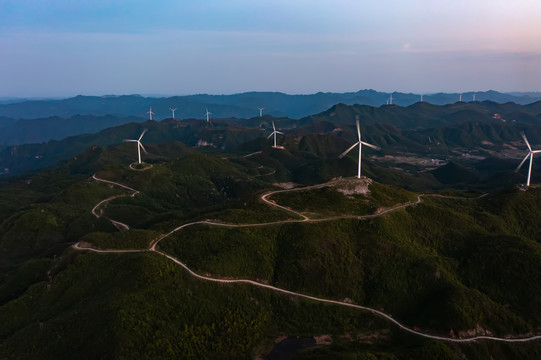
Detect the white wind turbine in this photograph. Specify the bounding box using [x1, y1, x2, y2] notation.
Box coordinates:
[389, 93, 393, 105]
[267, 121, 283, 148]
[339, 117, 380, 179]
[515, 133, 541, 187]
[258, 107, 264, 117]
[124, 129, 148, 164]
[459, 93, 462, 102]
[205, 108, 212, 123]
[472, 93, 476, 101]
[420, 94, 423, 102]
[170, 107, 177, 119]
[147, 107, 155, 121]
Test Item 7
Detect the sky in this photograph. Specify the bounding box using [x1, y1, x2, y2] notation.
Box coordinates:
[1, 0, 541, 97]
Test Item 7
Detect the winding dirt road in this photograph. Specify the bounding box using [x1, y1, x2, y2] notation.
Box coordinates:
[74, 175, 541, 343]
[90, 175, 139, 230]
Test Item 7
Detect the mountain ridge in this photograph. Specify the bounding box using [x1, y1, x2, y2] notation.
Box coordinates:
[1, 90, 540, 120]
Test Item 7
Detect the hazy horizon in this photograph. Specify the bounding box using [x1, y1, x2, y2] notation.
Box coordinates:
[2, 1, 540, 97]
[3, 89, 541, 102]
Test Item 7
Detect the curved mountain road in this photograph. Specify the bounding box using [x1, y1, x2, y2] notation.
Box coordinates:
[74, 175, 541, 343]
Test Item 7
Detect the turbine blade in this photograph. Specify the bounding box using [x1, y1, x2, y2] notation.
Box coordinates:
[139, 128, 148, 141]
[515, 153, 530, 172]
[272, 121, 276, 131]
[124, 139, 137, 142]
[356, 119, 361, 142]
[532, 150, 541, 153]
[267, 132, 274, 139]
[139, 143, 148, 154]
[339, 142, 359, 159]
[360, 141, 380, 150]
[522, 133, 532, 151]
[276, 131, 284, 135]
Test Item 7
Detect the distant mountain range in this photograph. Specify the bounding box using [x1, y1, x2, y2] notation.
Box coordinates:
[0, 115, 144, 146]
[1, 90, 540, 121]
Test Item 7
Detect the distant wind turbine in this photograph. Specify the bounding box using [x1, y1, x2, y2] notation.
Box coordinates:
[472, 93, 476, 101]
[389, 94, 393, 105]
[205, 108, 212, 123]
[459, 93, 462, 102]
[124, 129, 148, 164]
[258, 107, 264, 117]
[339, 116, 380, 179]
[267, 121, 284, 148]
[147, 107, 155, 121]
[170, 107, 177, 119]
[515, 132, 541, 187]
[420, 94, 423, 102]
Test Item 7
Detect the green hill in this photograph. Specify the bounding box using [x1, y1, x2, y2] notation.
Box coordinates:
[1, 104, 541, 358]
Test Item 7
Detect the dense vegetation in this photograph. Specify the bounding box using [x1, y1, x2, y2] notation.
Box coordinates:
[1, 101, 541, 358]
[2, 252, 540, 359]
[80, 229, 159, 250]
[158, 188, 541, 336]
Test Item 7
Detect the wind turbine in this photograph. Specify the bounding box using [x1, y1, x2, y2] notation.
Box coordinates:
[459, 93, 462, 102]
[389, 94, 393, 105]
[169, 107, 177, 119]
[205, 108, 212, 123]
[339, 116, 380, 179]
[258, 107, 264, 117]
[472, 93, 476, 101]
[515, 133, 541, 187]
[267, 121, 283, 148]
[124, 129, 148, 164]
[420, 94, 423, 102]
[147, 107, 155, 121]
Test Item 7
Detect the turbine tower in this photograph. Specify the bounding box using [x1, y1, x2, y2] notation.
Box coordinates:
[420, 94, 423, 102]
[124, 129, 148, 164]
[258, 107, 264, 117]
[515, 132, 541, 186]
[267, 121, 284, 148]
[147, 107, 155, 121]
[339, 116, 380, 179]
[205, 108, 212, 123]
[472, 93, 476, 101]
[170, 108, 177, 119]
[459, 93, 462, 102]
